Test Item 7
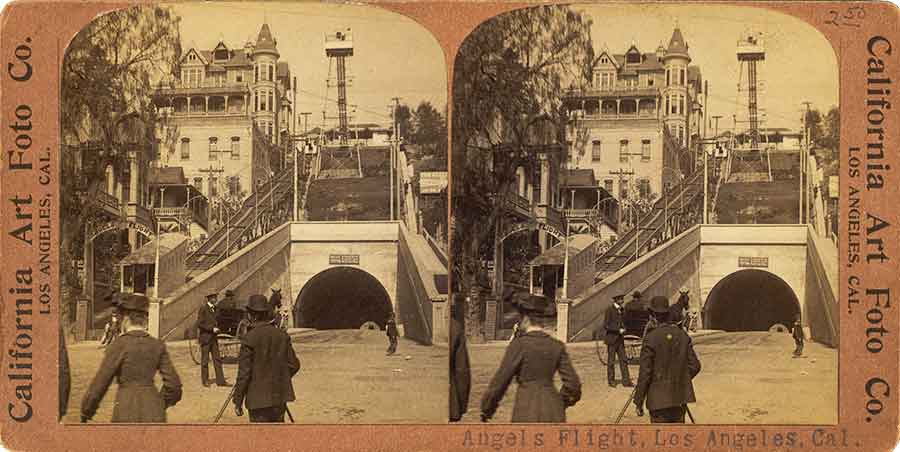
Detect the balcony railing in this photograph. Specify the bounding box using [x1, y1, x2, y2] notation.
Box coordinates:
[534, 204, 564, 229]
[565, 208, 597, 218]
[124, 203, 153, 228]
[153, 206, 209, 230]
[94, 189, 121, 217]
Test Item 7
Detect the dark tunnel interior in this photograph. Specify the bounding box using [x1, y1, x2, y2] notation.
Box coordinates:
[294, 267, 393, 329]
[704, 269, 800, 332]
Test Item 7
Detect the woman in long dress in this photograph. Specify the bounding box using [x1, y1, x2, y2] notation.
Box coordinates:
[80, 294, 182, 423]
[480, 293, 581, 423]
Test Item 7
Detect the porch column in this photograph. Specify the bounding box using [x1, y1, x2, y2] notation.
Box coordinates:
[556, 298, 571, 343]
[616, 99, 621, 116]
[539, 156, 550, 205]
[224, 95, 230, 113]
[204, 96, 209, 115]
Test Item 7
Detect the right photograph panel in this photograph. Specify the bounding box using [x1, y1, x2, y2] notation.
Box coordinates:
[449, 4, 838, 425]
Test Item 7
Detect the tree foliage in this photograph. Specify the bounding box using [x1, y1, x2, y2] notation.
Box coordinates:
[60, 6, 181, 296]
[410, 101, 447, 165]
[451, 5, 594, 340]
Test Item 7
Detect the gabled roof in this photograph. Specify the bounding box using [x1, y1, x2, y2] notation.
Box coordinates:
[119, 233, 188, 266]
[181, 48, 208, 65]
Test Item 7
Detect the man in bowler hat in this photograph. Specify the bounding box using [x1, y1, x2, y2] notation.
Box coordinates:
[603, 294, 633, 387]
[197, 292, 230, 387]
[633, 295, 701, 423]
[233, 294, 301, 422]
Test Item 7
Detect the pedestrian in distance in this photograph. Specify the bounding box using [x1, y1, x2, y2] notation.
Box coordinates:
[792, 316, 805, 357]
[198, 292, 231, 387]
[604, 294, 634, 388]
[81, 294, 182, 423]
[99, 312, 120, 347]
[670, 287, 690, 329]
[385, 312, 399, 355]
[633, 295, 701, 424]
[233, 294, 301, 423]
[480, 293, 581, 423]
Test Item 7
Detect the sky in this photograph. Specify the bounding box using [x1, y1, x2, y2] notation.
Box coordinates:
[168, 2, 447, 127]
[575, 4, 839, 132]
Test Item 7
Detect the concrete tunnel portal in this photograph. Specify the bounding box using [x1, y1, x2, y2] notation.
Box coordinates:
[294, 267, 393, 330]
[704, 269, 801, 332]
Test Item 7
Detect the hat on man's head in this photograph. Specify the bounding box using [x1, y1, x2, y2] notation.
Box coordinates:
[117, 293, 150, 313]
[648, 295, 669, 314]
[206, 292, 219, 302]
[224, 290, 235, 298]
[246, 294, 272, 313]
[512, 293, 556, 317]
[632, 290, 643, 299]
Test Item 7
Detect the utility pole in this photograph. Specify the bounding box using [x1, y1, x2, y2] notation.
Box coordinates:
[801, 101, 812, 224]
[702, 80, 709, 173]
[299, 112, 312, 134]
[707, 115, 723, 224]
[390, 98, 401, 221]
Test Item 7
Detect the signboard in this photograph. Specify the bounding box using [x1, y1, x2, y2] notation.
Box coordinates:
[419, 171, 448, 194]
[89, 220, 155, 241]
[329, 254, 360, 265]
[500, 221, 565, 242]
[738, 256, 769, 268]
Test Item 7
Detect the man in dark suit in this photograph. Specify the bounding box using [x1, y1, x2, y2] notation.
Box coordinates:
[385, 312, 399, 355]
[670, 287, 689, 329]
[198, 292, 230, 387]
[633, 295, 701, 423]
[233, 294, 301, 423]
[603, 294, 633, 387]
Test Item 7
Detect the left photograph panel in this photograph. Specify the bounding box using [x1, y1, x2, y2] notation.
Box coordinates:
[60, 2, 449, 424]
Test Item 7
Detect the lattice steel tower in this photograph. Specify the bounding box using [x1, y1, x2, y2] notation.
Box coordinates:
[737, 33, 765, 150]
[325, 30, 354, 145]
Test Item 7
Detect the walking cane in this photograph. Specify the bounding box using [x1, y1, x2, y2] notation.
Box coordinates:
[614, 385, 638, 424]
[285, 405, 295, 423]
[214, 384, 239, 424]
[685, 405, 696, 424]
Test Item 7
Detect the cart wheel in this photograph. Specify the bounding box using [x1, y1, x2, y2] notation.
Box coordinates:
[594, 341, 608, 365]
[624, 335, 643, 365]
[189, 338, 201, 365]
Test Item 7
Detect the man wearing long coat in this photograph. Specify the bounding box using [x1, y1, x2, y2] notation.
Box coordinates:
[233, 295, 301, 422]
[634, 296, 702, 423]
[198, 292, 230, 387]
[603, 294, 633, 387]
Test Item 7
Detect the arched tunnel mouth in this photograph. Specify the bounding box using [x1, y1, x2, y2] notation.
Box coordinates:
[294, 267, 393, 330]
[704, 269, 800, 332]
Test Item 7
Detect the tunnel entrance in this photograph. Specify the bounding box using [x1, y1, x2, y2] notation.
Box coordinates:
[704, 269, 800, 332]
[293, 267, 393, 330]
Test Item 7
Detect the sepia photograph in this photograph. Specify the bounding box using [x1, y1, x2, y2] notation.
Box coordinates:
[59, 2, 449, 424]
[449, 3, 839, 425]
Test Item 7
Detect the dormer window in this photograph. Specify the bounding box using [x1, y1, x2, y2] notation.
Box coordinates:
[215, 49, 229, 60]
[626, 52, 641, 64]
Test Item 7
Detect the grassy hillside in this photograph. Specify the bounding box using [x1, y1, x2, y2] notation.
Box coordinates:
[715, 181, 800, 224]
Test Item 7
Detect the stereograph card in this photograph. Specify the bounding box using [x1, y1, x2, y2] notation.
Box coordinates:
[0, 1, 897, 451]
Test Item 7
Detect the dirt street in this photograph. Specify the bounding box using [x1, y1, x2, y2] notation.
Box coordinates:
[461, 331, 836, 424]
[63, 329, 447, 424]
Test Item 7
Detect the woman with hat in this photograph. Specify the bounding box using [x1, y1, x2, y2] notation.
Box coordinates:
[480, 293, 581, 423]
[81, 294, 183, 423]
